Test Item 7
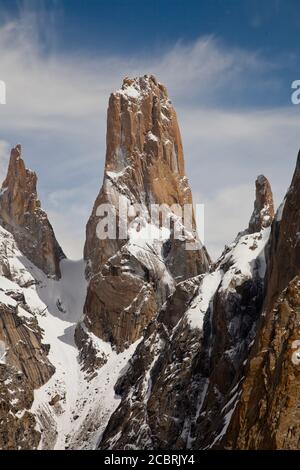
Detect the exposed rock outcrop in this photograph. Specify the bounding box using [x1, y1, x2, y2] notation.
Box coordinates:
[248, 175, 274, 234]
[0, 226, 55, 449]
[83, 75, 210, 353]
[0, 145, 65, 278]
[0, 148, 65, 449]
[265, 151, 300, 303]
[0, 302, 54, 449]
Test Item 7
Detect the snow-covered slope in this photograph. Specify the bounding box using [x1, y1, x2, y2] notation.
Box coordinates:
[0, 225, 141, 449]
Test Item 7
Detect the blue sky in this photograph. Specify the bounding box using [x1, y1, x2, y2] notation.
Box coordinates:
[1, 1, 298, 58]
[0, 0, 299, 258]
[1, 0, 298, 107]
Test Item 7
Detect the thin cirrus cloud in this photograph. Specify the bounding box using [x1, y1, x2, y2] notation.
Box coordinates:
[0, 11, 299, 260]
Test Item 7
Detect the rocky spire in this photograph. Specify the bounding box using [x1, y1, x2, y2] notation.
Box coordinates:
[0, 145, 65, 278]
[248, 174, 274, 233]
[85, 75, 210, 277]
[82, 75, 210, 353]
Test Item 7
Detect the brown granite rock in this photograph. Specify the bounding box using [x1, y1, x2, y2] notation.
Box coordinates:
[265, 151, 300, 304]
[248, 175, 274, 233]
[0, 145, 65, 278]
[224, 275, 300, 449]
[83, 76, 210, 353]
[99, 277, 204, 450]
[0, 302, 54, 449]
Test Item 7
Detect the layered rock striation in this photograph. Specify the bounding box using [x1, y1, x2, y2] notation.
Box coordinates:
[0, 226, 55, 449]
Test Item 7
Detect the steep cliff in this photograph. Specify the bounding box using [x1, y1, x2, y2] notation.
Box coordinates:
[0, 225, 55, 449]
[82, 75, 210, 353]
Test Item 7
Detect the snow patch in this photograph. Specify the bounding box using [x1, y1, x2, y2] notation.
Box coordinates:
[207, 389, 241, 449]
[27, 255, 142, 450]
[220, 228, 270, 292]
[119, 85, 140, 100]
[147, 131, 158, 142]
[186, 271, 222, 329]
[186, 228, 270, 330]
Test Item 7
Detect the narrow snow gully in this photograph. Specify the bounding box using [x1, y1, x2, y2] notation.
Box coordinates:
[30, 259, 87, 449]
[29, 258, 141, 450]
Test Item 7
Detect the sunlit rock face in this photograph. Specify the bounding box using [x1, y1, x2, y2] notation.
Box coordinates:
[83, 75, 210, 352]
[248, 174, 274, 234]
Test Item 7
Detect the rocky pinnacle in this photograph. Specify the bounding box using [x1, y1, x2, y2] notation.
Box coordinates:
[82, 75, 210, 352]
[248, 174, 274, 234]
[0, 145, 65, 278]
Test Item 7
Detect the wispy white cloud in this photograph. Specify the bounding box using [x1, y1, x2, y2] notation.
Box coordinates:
[0, 8, 298, 260]
[184, 107, 300, 257]
[194, 184, 254, 260]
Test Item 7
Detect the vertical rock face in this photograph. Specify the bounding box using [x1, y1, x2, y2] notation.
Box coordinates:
[0, 145, 65, 278]
[223, 150, 300, 449]
[0, 302, 54, 450]
[248, 175, 274, 233]
[265, 151, 300, 302]
[83, 75, 210, 352]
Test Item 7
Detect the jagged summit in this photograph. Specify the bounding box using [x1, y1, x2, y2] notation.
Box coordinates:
[115, 74, 168, 100]
[85, 74, 209, 271]
[0, 145, 65, 278]
[103, 74, 186, 179]
[248, 174, 274, 233]
[2, 145, 41, 224]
